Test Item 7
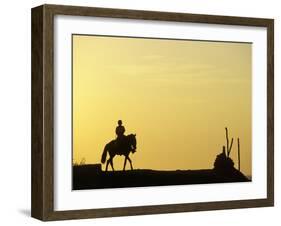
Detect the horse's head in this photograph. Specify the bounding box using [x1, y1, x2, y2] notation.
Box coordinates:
[128, 134, 137, 153]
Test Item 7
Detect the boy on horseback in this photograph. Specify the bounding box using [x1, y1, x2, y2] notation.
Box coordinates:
[115, 120, 126, 146]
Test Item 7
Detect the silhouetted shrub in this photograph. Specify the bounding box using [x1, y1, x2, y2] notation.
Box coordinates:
[73, 157, 86, 166]
[214, 151, 234, 171]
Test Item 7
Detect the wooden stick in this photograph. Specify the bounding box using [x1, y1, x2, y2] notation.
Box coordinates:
[225, 127, 229, 156]
[229, 138, 234, 155]
[237, 138, 240, 171]
[225, 127, 233, 157]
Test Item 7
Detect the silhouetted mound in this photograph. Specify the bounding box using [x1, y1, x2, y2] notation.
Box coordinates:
[73, 163, 250, 190]
[214, 152, 234, 170]
[213, 152, 247, 182]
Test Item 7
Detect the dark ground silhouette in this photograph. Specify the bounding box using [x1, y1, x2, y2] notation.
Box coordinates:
[72, 163, 250, 190]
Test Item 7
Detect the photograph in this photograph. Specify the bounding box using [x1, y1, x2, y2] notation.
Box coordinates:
[72, 34, 252, 190]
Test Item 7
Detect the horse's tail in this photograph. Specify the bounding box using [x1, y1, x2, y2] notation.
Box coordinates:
[101, 144, 108, 164]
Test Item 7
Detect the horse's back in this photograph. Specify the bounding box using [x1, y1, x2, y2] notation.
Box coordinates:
[106, 140, 115, 148]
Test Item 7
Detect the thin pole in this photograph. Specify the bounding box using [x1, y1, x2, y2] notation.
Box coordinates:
[237, 138, 240, 171]
[225, 127, 229, 156]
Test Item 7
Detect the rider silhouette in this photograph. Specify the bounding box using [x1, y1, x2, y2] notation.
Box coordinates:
[115, 120, 125, 144]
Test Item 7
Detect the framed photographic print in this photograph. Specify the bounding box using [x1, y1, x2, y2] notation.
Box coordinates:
[31, 4, 274, 221]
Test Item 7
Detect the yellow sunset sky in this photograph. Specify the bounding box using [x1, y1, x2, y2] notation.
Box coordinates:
[72, 35, 252, 176]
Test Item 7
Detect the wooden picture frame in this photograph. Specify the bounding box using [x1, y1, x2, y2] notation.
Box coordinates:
[31, 4, 274, 221]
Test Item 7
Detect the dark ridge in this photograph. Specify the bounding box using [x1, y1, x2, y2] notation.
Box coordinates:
[72, 164, 250, 190]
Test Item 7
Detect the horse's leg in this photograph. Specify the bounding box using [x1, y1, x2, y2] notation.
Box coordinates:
[110, 157, 115, 171]
[123, 156, 128, 171]
[127, 156, 133, 170]
[106, 159, 110, 172]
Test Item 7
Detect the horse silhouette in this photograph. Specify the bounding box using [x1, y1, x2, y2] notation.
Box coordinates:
[101, 134, 137, 171]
